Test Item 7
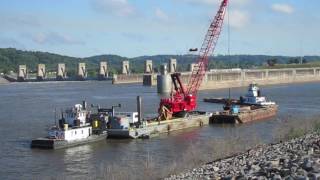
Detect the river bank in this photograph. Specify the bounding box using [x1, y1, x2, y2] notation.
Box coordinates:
[0, 76, 9, 84]
[166, 131, 320, 179]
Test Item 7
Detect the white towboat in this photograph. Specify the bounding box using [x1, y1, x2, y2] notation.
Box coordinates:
[240, 83, 276, 106]
[31, 101, 108, 149]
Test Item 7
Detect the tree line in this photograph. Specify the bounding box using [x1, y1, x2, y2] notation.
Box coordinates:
[1, 48, 320, 75]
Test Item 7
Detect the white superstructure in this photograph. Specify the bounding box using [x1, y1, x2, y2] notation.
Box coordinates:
[48, 126, 92, 141]
[64, 104, 90, 127]
[241, 84, 276, 106]
[47, 103, 93, 142]
[114, 112, 139, 124]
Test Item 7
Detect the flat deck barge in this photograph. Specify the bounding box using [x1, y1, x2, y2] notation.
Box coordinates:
[108, 112, 211, 139]
[210, 105, 278, 124]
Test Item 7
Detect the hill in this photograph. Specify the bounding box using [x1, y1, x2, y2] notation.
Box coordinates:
[1, 48, 320, 75]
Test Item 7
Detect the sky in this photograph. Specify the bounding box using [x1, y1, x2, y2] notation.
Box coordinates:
[0, 0, 319, 58]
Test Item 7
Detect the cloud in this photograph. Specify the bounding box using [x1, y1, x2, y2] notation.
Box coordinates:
[155, 8, 169, 21]
[228, 10, 250, 29]
[32, 32, 84, 45]
[0, 13, 41, 31]
[91, 0, 134, 17]
[271, 3, 294, 14]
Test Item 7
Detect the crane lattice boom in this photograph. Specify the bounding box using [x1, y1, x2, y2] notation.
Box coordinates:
[158, 0, 228, 119]
[187, 0, 228, 95]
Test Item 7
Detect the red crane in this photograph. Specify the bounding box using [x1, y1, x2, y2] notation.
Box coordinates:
[158, 0, 229, 120]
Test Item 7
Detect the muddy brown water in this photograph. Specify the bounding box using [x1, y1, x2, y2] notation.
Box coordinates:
[0, 81, 319, 179]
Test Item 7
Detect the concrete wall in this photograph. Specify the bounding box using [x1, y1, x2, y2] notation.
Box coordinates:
[198, 68, 320, 90]
[114, 67, 320, 90]
[143, 74, 157, 86]
[189, 63, 197, 72]
[112, 74, 143, 84]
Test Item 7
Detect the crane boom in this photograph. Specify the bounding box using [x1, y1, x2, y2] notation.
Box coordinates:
[187, 0, 228, 95]
[158, 0, 228, 119]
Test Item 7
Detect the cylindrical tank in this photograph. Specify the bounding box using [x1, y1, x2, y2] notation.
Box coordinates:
[64, 124, 68, 131]
[157, 74, 171, 94]
[160, 63, 168, 75]
[137, 96, 142, 123]
[93, 120, 99, 128]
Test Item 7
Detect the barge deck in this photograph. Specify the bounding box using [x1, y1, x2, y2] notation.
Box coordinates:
[108, 112, 211, 139]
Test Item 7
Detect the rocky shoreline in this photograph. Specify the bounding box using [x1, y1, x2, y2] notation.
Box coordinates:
[166, 133, 320, 179]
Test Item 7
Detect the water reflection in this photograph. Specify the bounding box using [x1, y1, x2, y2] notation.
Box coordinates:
[63, 145, 93, 175]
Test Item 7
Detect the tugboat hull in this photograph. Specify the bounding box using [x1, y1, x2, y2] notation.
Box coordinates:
[31, 133, 107, 149]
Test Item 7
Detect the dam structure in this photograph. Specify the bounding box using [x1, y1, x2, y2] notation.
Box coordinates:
[4, 60, 320, 91]
[153, 67, 320, 92]
[111, 59, 320, 91]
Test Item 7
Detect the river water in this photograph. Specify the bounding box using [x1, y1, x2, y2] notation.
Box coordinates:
[0, 81, 319, 179]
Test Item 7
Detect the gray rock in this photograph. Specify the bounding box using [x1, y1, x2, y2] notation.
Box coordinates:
[166, 133, 320, 180]
[272, 174, 282, 180]
[303, 160, 314, 172]
[283, 176, 294, 180]
[307, 172, 320, 180]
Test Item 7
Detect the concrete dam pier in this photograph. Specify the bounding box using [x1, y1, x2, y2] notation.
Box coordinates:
[10, 61, 111, 82]
[112, 58, 177, 85]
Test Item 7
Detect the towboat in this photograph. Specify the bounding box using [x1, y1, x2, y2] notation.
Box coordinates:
[210, 84, 278, 124]
[31, 101, 108, 149]
[240, 83, 276, 106]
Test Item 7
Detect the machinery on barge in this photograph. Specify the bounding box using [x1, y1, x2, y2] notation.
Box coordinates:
[209, 84, 278, 124]
[158, 0, 229, 120]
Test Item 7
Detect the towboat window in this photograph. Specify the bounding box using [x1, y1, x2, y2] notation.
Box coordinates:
[82, 130, 83, 134]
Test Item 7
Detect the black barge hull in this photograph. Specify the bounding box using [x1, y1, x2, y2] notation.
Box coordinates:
[31, 133, 108, 149]
[211, 105, 278, 124]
